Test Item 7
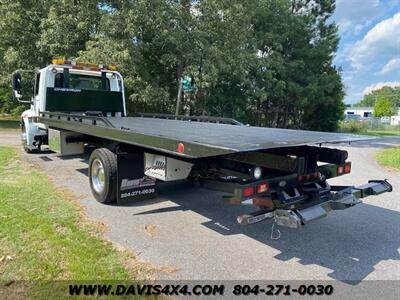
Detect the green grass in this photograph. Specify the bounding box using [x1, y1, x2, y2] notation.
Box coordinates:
[0, 116, 20, 131]
[365, 129, 400, 136]
[338, 121, 400, 136]
[0, 146, 153, 298]
[376, 147, 400, 171]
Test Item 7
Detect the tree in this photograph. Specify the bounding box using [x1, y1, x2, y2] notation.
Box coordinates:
[373, 96, 396, 117]
[246, 0, 344, 131]
[79, 0, 254, 117]
[0, 0, 346, 132]
[37, 0, 101, 60]
[0, 0, 52, 113]
[355, 86, 400, 108]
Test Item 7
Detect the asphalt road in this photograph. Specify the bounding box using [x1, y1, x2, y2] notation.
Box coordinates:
[1, 132, 399, 281]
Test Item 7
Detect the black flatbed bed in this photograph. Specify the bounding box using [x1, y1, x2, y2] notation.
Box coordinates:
[38, 112, 371, 158]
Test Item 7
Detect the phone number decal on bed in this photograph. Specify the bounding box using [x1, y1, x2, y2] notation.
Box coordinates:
[120, 188, 155, 198]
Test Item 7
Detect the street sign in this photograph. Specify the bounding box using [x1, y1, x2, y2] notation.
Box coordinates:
[182, 76, 193, 92]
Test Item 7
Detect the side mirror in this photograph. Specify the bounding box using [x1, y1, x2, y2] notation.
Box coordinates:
[11, 72, 22, 93]
[11, 72, 24, 99]
[11, 71, 31, 103]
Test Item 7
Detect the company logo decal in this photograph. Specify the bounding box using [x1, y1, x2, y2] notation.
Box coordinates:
[120, 177, 156, 191]
[54, 88, 81, 93]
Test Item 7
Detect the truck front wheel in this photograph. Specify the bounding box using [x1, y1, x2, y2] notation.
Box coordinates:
[88, 148, 118, 203]
[21, 121, 36, 153]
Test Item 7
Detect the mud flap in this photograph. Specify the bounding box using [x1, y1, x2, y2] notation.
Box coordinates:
[117, 153, 157, 205]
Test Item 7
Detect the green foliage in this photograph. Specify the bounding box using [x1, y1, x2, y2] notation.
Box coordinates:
[338, 120, 366, 134]
[0, 116, 20, 131]
[376, 147, 400, 171]
[0, 0, 345, 131]
[0, 1, 47, 114]
[338, 121, 400, 136]
[373, 96, 396, 117]
[37, 0, 101, 59]
[355, 86, 400, 108]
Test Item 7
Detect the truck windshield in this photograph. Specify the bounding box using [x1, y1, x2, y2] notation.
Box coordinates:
[54, 73, 110, 91]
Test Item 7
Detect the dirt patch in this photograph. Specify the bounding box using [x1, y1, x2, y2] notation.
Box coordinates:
[156, 266, 180, 274]
[144, 224, 158, 238]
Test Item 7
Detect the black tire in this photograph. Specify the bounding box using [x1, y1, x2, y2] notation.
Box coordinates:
[21, 121, 36, 153]
[23, 145, 35, 153]
[88, 148, 118, 204]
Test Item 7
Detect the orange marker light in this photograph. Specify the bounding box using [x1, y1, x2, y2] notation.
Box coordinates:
[52, 57, 66, 65]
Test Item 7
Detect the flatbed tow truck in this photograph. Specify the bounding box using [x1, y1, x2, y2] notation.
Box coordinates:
[11, 59, 392, 228]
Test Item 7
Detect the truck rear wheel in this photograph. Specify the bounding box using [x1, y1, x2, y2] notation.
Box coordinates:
[89, 148, 118, 203]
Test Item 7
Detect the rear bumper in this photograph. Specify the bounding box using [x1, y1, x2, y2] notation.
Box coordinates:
[238, 180, 393, 227]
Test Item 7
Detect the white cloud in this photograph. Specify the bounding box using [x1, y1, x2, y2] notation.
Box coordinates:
[334, 0, 380, 35]
[378, 58, 400, 74]
[348, 13, 400, 70]
[341, 69, 356, 81]
[362, 81, 400, 95]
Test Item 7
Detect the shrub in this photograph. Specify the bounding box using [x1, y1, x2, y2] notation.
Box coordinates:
[338, 121, 367, 133]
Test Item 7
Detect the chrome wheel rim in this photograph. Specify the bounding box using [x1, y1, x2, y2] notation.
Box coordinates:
[91, 158, 105, 194]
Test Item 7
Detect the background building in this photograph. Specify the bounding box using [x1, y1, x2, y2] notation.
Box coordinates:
[344, 107, 400, 125]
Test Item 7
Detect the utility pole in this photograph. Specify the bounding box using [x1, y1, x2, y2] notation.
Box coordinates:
[175, 77, 183, 116]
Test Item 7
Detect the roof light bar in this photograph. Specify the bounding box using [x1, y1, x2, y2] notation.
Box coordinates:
[51, 58, 117, 71]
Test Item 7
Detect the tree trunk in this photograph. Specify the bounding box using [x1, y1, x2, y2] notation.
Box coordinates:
[175, 63, 184, 115]
[272, 107, 279, 128]
[283, 105, 289, 128]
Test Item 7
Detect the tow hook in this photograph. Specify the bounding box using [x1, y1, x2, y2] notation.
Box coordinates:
[237, 210, 275, 225]
[237, 209, 303, 228]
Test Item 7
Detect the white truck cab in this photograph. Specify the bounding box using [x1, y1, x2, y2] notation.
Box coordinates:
[11, 59, 126, 152]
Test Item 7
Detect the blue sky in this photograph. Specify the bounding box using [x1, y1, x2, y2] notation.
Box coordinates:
[332, 0, 400, 104]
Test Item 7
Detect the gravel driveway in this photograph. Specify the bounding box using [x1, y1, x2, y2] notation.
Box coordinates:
[1, 131, 399, 281]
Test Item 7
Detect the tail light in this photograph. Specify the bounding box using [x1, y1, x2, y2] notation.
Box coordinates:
[344, 162, 351, 173]
[297, 174, 306, 182]
[257, 182, 269, 194]
[243, 186, 254, 198]
[338, 163, 351, 175]
[337, 165, 344, 175]
[297, 172, 321, 182]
